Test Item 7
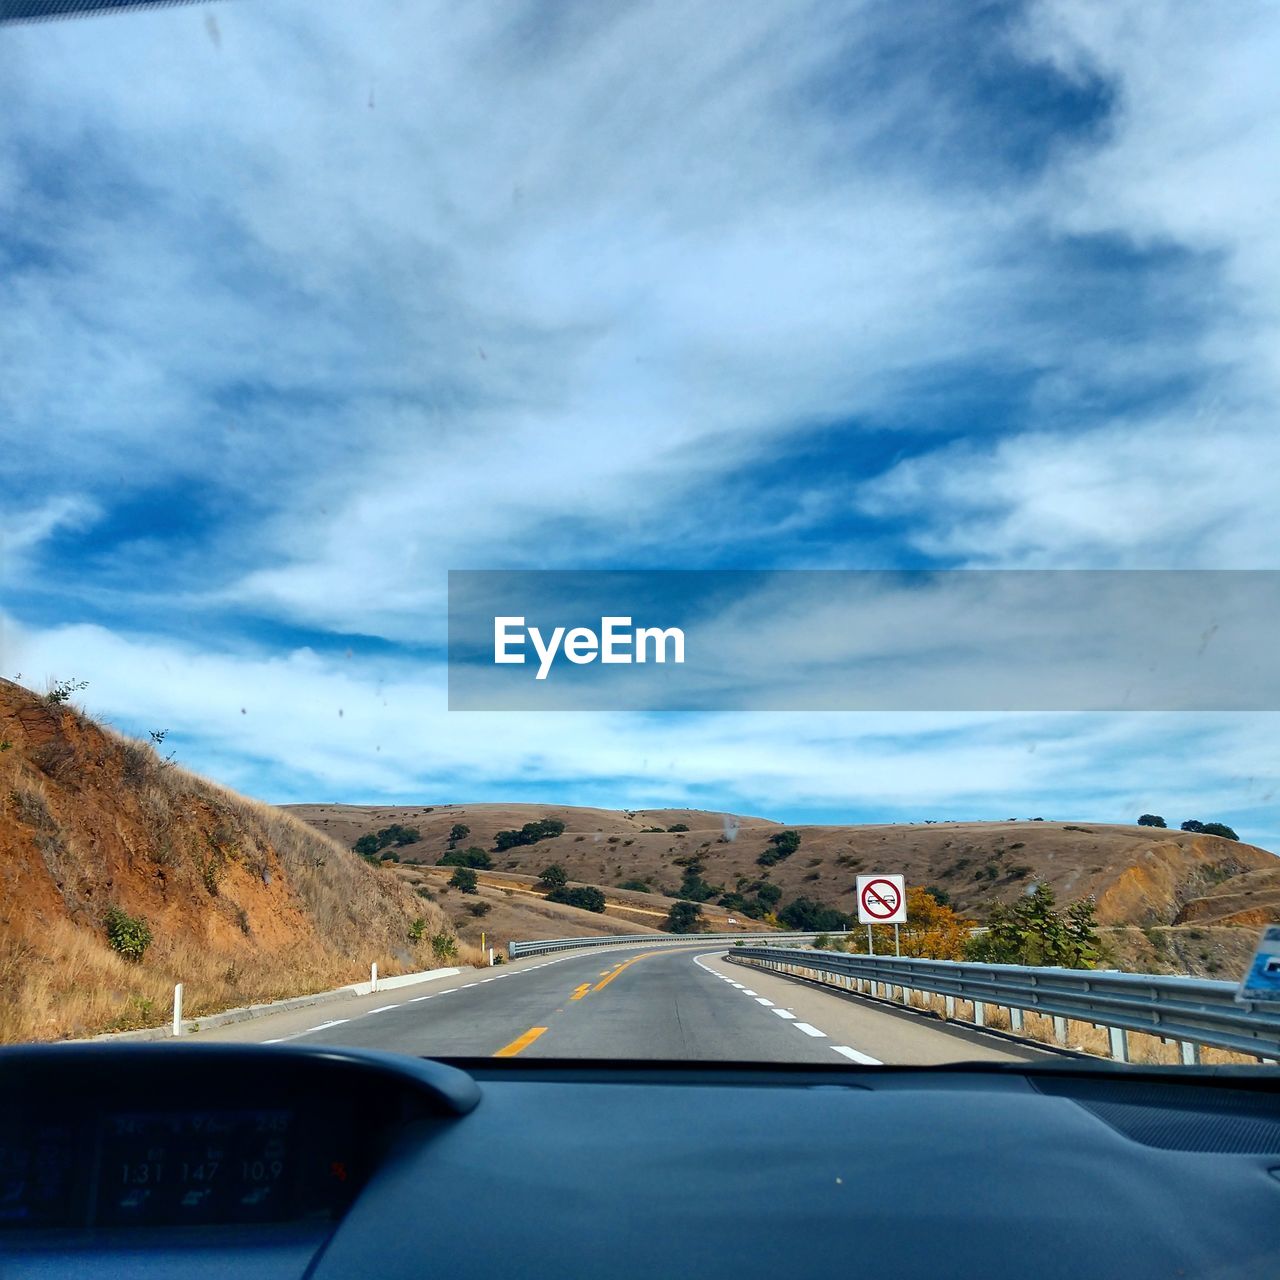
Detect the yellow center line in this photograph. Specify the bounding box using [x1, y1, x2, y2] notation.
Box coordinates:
[570, 983, 592, 1000]
[494, 1026, 548, 1057]
[592, 950, 661, 992]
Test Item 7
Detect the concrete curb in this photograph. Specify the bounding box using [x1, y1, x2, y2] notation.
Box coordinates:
[84, 965, 469, 1043]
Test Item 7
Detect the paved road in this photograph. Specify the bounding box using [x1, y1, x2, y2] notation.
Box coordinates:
[198, 946, 1049, 1065]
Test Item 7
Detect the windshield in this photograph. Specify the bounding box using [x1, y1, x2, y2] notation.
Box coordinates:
[2, 0, 1278, 1073]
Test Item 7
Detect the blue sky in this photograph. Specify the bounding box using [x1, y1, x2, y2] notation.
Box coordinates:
[3, 1, 1279, 848]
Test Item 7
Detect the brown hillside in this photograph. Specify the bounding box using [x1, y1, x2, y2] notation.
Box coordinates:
[0, 679, 461, 1043]
[288, 803, 1277, 929]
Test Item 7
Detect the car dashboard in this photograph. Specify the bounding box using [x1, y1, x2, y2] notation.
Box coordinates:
[3, 1045, 1280, 1279]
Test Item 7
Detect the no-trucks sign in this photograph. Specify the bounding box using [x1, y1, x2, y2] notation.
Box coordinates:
[857, 874, 906, 925]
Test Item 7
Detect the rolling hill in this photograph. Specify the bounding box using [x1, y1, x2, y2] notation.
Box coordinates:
[288, 801, 1277, 933]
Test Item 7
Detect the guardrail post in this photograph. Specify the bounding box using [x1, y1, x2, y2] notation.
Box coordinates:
[1108, 1026, 1129, 1062]
[1053, 1016, 1068, 1046]
[1010, 1008, 1024, 1031]
[973, 1000, 985, 1027]
[1180, 1040, 1200, 1066]
[172, 983, 183, 1037]
[371, 962, 378, 993]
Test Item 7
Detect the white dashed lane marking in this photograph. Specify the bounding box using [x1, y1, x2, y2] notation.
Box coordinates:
[368, 1005, 398, 1014]
[832, 1045, 882, 1065]
[793, 1022, 825, 1038]
[755, 997, 774, 1007]
[772, 1009, 797, 1020]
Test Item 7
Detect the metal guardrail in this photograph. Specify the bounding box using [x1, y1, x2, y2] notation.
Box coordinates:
[731, 946, 1280, 1064]
[507, 931, 850, 959]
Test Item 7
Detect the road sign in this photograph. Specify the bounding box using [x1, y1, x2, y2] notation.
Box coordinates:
[1237, 925, 1280, 1003]
[857, 873, 906, 925]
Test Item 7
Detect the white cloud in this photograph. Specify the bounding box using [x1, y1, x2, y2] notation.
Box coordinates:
[7, 616, 1277, 850]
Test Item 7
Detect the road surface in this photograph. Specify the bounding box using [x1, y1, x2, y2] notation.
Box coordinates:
[196, 946, 1049, 1065]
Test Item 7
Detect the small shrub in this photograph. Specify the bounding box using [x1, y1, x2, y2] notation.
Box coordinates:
[408, 917, 427, 942]
[45, 677, 88, 705]
[466, 901, 492, 918]
[618, 879, 650, 893]
[430, 933, 459, 962]
[667, 823, 690, 832]
[104, 906, 152, 962]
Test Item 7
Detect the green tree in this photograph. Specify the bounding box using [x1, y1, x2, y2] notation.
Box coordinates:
[757, 829, 801, 867]
[666, 823, 690, 832]
[755, 882, 782, 908]
[778, 897, 850, 932]
[353, 834, 381, 856]
[495, 818, 566, 851]
[1181, 819, 1206, 833]
[449, 867, 479, 894]
[439, 846, 493, 869]
[1201, 822, 1240, 841]
[966, 883, 1100, 969]
[448, 822, 471, 845]
[666, 900, 704, 934]
[547, 885, 606, 913]
[1137, 814, 1166, 828]
[537, 864, 568, 891]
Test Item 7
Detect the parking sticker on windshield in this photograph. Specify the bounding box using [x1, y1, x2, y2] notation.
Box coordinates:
[1237, 926, 1280, 1003]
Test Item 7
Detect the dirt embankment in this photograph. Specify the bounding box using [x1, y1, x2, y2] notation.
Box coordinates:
[0, 679, 463, 1042]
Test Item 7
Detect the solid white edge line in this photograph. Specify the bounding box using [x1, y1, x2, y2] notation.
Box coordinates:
[793, 1022, 825, 1038]
[832, 1045, 882, 1065]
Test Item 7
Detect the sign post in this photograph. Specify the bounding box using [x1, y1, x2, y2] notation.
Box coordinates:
[856, 874, 907, 951]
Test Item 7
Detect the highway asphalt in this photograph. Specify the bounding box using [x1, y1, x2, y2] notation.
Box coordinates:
[196, 945, 1051, 1065]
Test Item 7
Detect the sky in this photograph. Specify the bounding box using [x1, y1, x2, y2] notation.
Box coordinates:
[3, 0, 1279, 847]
